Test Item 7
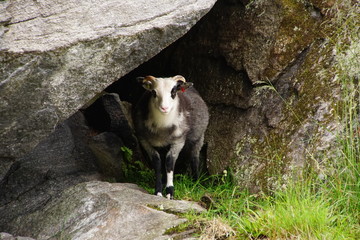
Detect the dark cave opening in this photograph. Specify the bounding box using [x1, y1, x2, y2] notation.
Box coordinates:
[82, 37, 211, 176]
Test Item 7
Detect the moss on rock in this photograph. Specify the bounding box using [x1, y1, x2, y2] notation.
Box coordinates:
[204, 0, 341, 193]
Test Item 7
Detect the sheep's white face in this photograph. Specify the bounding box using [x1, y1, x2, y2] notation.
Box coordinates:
[139, 75, 193, 115]
[151, 78, 178, 114]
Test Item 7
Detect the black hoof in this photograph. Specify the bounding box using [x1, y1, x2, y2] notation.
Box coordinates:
[165, 186, 174, 200]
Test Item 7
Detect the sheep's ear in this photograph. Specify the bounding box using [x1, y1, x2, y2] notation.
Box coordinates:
[173, 75, 186, 82]
[142, 81, 153, 91]
[174, 75, 192, 92]
[177, 81, 193, 92]
[137, 76, 155, 91]
[136, 77, 145, 83]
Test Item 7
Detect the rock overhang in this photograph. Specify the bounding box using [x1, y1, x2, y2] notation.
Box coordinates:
[0, 0, 217, 159]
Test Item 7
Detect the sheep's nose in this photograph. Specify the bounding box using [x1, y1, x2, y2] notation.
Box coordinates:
[160, 106, 169, 112]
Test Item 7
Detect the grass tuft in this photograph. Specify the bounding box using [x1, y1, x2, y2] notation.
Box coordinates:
[237, 181, 354, 239]
[169, 174, 357, 239]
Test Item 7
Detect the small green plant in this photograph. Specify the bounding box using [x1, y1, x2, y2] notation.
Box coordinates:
[120, 146, 154, 192]
[120, 146, 133, 162]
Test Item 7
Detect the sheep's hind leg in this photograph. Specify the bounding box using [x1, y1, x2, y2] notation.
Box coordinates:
[190, 136, 204, 181]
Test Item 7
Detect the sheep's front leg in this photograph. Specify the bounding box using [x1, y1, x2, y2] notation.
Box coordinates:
[165, 141, 185, 199]
[140, 140, 163, 196]
[153, 152, 163, 197]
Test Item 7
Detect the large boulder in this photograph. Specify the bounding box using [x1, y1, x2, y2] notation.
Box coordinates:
[0, 0, 217, 160]
[1, 181, 204, 240]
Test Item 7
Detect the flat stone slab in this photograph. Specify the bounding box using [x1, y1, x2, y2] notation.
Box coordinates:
[3, 181, 205, 240]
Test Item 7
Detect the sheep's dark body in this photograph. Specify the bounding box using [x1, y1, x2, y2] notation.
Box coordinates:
[133, 86, 209, 198]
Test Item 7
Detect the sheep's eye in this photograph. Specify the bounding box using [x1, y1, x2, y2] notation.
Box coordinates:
[171, 88, 177, 99]
[151, 90, 157, 98]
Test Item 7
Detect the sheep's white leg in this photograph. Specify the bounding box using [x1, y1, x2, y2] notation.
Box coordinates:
[165, 141, 185, 199]
[165, 171, 174, 199]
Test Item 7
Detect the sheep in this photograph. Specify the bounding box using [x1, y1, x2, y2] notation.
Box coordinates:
[133, 75, 209, 199]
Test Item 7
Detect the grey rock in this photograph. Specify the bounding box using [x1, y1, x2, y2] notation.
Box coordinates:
[0, 232, 36, 240]
[3, 181, 204, 240]
[0, 112, 100, 226]
[0, 232, 15, 240]
[84, 93, 144, 180]
[0, 0, 217, 159]
[203, 1, 339, 191]
[0, 157, 13, 182]
[88, 132, 124, 181]
[85, 93, 138, 149]
[102, 94, 137, 148]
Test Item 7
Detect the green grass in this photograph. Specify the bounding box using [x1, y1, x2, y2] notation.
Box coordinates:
[237, 182, 356, 239]
[168, 173, 358, 239]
